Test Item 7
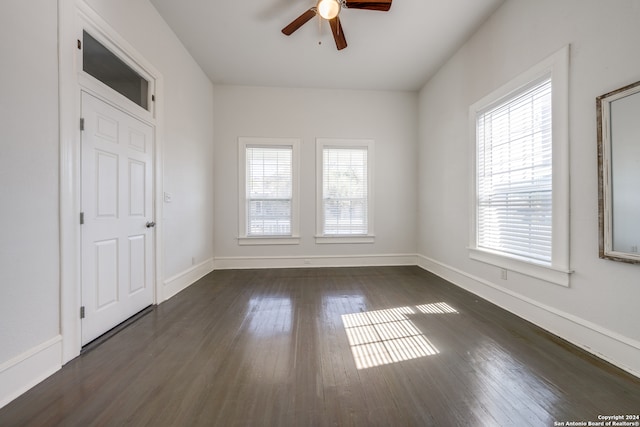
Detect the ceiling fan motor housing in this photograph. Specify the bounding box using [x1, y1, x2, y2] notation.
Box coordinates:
[317, 0, 341, 20]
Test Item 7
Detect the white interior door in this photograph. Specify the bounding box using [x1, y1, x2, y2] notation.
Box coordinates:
[81, 91, 155, 345]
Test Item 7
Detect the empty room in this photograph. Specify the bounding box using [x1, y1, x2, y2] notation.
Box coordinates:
[1, 0, 639, 425]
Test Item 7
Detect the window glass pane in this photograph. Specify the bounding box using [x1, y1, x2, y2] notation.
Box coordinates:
[246, 146, 292, 236]
[248, 200, 291, 235]
[82, 31, 149, 110]
[477, 77, 552, 263]
[323, 147, 368, 235]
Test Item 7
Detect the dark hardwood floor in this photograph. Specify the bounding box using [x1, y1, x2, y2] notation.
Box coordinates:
[1, 266, 639, 426]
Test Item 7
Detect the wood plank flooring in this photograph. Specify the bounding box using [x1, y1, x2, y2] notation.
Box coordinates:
[1, 266, 639, 426]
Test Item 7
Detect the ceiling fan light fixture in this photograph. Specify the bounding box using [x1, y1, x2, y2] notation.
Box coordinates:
[317, 0, 341, 20]
[283, 0, 392, 50]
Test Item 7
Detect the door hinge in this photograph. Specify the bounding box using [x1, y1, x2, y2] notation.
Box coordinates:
[80, 118, 85, 131]
[80, 306, 85, 319]
[151, 94, 155, 102]
[77, 39, 82, 50]
[80, 212, 84, 225]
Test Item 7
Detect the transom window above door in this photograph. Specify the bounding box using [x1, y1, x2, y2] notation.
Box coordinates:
[82, 30, 151, 111]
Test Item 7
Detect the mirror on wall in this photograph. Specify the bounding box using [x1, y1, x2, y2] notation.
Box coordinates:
[597, 80, 640, 263]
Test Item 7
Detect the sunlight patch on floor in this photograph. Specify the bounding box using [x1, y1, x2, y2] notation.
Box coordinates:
[342, 303, 457, 369]
[416, 302, 458, 314]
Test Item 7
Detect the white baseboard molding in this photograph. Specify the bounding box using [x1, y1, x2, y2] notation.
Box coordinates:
[0, 336, 62, 409]
[416, 254, 640, 378]
[163, 257, 215, 301]
[214, 253, 418, 270]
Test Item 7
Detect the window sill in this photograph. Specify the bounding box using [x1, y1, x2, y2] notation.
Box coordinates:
[238, 236, 300, 246]
[315, 235, 375, 244]
[468, 247, 572, 287]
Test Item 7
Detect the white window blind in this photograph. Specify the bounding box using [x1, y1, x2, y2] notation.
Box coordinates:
[246, 146, 292, 236]
[477, 77, 552, 264]
[322, 147, 368, 235]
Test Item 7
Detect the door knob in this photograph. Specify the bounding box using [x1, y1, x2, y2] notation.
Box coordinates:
[146, 221, 156, 228]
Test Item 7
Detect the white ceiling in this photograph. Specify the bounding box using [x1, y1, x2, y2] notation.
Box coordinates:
[149, 0, 505, 91]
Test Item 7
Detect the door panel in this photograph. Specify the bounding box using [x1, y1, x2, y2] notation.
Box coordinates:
[129, 128, 147, 153]
[81, 91, 154, 345]
[96, 239, 118, 308]
[96, 114, 118, 141]
[129, 160, 146, 216]
[96, 150, 119, 218]
[129, 235, 146, 294]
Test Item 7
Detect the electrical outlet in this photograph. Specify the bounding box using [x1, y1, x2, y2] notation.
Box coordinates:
[164, 192, 172, 203]
[500, 269, 508, 280]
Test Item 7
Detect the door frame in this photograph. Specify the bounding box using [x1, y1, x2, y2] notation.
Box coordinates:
[59, 0, 165, 363]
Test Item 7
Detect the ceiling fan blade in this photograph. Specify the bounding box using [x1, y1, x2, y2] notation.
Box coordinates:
[329, 16, 347, 50]
[282, 8, 317, 35]
[344, 0, 392, 11]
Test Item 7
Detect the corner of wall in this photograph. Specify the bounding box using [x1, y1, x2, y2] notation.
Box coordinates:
[163, 258, 215, 301]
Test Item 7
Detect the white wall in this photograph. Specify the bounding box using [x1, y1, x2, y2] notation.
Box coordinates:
[84, 0, 215, 285]
[418, 0, 640, 376]
[1, 0, 215, 408]
[213, 85, 418, 267]
[0, 0, 60, 364]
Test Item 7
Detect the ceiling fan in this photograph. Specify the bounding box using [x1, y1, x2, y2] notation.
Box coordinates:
[281, 0, 392, 51]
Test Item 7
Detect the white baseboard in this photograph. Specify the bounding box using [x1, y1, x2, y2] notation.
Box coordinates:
[163, 258, 215, 301]
[213, 253, 418, 270]
[0, 336, 62, 409]
[416, 254, 640, 378]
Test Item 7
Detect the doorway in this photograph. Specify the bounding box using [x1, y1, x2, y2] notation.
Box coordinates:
[80, 91, 155, 345]
[59, 1, 164, 362]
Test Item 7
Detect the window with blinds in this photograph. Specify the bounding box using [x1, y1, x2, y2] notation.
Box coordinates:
[246, 146, 292, 236]
[322, 147, 369, 235]
[476, 77, 552, 264]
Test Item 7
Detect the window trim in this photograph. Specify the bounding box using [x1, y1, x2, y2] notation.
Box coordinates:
[468, 46, 572, 286]
[238, 137, 300, 245]
[315, 138, 375, 244]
